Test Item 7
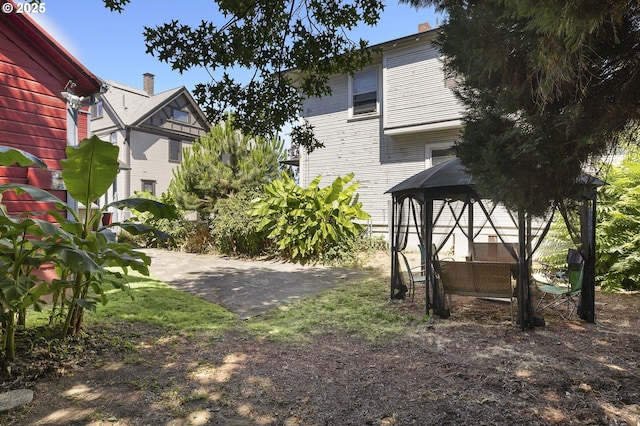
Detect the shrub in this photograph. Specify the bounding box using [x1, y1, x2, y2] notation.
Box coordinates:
[210, 191, 269, 256]
[596, 147, 640, 291]
[252, 173, 371, 263]
[125, 191, 190, 249]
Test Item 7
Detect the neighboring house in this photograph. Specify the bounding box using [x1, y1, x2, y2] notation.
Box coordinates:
[90, 73, 210, 220]
[299, 23, 463, 239]
[0, 0, 104, 216]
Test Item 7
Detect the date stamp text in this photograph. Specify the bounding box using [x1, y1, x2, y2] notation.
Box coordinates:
[2, 2, 47, 14]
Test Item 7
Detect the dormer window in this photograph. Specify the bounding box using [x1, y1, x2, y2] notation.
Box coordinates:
[172, 108, 189, 122]
[350, 68, 378, 117]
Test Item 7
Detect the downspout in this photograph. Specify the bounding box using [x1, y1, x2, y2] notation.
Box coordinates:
[62, 82, 105, 218]
[124, 127, 131, 201]
[63, 87, 81, 218]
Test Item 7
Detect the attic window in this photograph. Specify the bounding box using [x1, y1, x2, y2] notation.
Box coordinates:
[172, 109, 189, 122]
[350, 68, 378, 116]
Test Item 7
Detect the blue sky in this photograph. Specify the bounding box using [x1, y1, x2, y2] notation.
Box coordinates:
[32, 1, 443, 94]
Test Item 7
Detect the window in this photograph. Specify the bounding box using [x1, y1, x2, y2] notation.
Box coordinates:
[141, 180, 156, 196]
[431, 148, 455, 166]
[169, 139, 182, 163]
[172, 108, 189, 122]
[350, 68, 378, 116]
[426, 145, 455, 168]
[91, 101, 103, 119]
[110, 132, 117, 144]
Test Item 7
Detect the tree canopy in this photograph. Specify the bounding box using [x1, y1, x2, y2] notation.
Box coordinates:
[103, 0, 385, 153]
[411, 0, 640, 214]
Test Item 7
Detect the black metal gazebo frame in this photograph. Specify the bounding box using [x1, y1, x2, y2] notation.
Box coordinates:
[387, 158, 603, 329]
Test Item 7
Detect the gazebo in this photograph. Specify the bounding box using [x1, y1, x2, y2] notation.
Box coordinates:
[386, 158, 604, 329]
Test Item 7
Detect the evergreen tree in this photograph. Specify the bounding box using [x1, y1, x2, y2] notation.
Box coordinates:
[409, 0, 640, 215]
[169, 119, 285, 219]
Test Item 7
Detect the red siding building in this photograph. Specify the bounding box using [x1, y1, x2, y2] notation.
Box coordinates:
[0, 0, 103, 215]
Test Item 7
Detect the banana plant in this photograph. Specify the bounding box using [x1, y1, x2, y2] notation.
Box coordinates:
[0, 137, 178, 343]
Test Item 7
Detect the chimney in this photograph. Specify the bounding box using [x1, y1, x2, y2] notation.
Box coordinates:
[143, 73, 155, 96]
[418, 22, 432, 33]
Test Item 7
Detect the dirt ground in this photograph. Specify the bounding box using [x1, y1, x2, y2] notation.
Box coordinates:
[2, 253, 640, 425]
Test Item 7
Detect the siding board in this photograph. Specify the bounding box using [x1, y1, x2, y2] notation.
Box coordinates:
[300, 38, 464, 232]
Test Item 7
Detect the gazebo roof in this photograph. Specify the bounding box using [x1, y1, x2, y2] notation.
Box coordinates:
[385, 158, 476, 201]
[386, 158, 606, 201]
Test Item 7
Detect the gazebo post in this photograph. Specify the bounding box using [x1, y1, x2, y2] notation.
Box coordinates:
[424, 198, 433, 315]
[517, 211, 535, 329]
[579, 197, 597, 323]
[467, 197, 474, 260]
[389, 195, 396, 300]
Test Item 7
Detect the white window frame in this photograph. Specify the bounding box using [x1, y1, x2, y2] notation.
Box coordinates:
[348, 67, 380, 119]
[425, 143, 455, 168]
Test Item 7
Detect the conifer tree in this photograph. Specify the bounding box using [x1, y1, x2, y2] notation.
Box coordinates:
[169, 119, 284, 219]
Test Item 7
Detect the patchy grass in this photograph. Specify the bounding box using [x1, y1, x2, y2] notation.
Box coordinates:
[86, 277, 237, 333]
[245, 276, 412, 342]
[26, 272, 411, 347]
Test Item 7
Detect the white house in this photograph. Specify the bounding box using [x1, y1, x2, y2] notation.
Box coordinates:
[299, 24, 464, 240]
[90, 73, 210, 220]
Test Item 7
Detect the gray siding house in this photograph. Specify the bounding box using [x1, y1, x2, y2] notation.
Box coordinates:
[90, 73, 210, 220]
[299, 26, 463, 239]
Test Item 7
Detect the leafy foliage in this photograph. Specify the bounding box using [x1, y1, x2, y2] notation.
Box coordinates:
[596, 147, 640, 291]
[414, 0, 640, 215]
[169, 119, 284, 219]
[252, 173, 370, 263]
[124, 191, 188, 249]
[210, 190, 269, 256]
[102, 0, 386, 153]
[0, 138, 176, 358]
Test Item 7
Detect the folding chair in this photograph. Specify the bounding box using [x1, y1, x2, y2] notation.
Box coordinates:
[399, 251, 427, 302]
[534, 249, 584, 319]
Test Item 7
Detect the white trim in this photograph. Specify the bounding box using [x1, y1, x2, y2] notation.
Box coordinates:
[348, 66, 381, 119]
[425, 142, 455, 169]
[385, 119, 462, 136]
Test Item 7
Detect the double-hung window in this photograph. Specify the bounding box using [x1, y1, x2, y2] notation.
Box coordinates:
[169, 139, 182, 163]
[91, 101, 103, 119]
[350, 68, 378, 116]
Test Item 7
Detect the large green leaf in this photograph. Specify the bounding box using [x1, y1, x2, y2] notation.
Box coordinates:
[0, 146, 47, 168]
[61, 136, 119, 206]
[116, 222, 173, 241]
[109, 198, 179, 220]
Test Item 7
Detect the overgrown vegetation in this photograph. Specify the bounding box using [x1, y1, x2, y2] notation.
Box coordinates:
[596, 145, 640, 291]
[0, 141, 175, 360]
[209, 190, 269, 256]
[252, 173, 371, 263]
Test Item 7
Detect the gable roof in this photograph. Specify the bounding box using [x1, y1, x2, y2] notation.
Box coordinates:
[101, 80, 209, 128]
[1, 0, 103, 96]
